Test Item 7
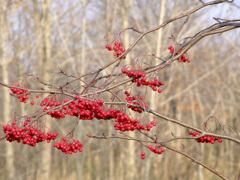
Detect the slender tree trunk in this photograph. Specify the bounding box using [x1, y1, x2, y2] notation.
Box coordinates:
[145, 1, 166, 179]
[106, 2, 115, 179]
[189, 70, 204, 180]
[33, 1, 52, 179]
[195, 87, 206, 179]
[76, 0, 87, 179]
[121, 1, 136, 179]
[0, 7, 16, 180]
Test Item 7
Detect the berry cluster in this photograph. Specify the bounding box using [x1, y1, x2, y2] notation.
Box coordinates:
[41, 98, 66, 119]
[54, 138, 83, 154]
[146, 121, 157, 129]
[121, 68, 164, 93]
[148, 145, 165, 154]
[5, 92, 159, 154]
[3, 122, 59, 146]
[10, 84, 31, 103]
[141, 152, 145, 159]
[114, 113, 156, 132]
[168, 45, 190, 63]
[105, 41, 126, 58]
[40, 96, 154, 132]
[41, 97, 107, 120]
[121, 69, 146, 79]
[124, 91, 148, 113]
[188, 131, 223, 144]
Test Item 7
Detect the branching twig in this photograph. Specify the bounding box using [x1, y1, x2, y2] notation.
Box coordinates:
[89, 133, 228, 180]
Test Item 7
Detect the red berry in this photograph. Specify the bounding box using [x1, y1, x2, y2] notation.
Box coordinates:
[148, 145, 152, 150]
[30, 101, 34, 105]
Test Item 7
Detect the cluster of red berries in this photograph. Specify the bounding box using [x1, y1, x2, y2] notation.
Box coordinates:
[105, 41, 126, 58]
[124, 91, 148, 113]
[5, 92, 159, 153]
[54, 138, 83, 154]
[148, 145, 165, 154]
[41, 97, 107, 120]
[168, 45, 190, 63]
[3, 121, 59, 146]
[141, 152, 145, 159]
[40, 96, 154, 132]
[41, 98, 66, 119]
[135, 77, 164, 93]
[114, 117, 157, 132]
[121, 68, 164, 93]
[189, 131, 223, 144]
[113, 112, 155, 131]
[66, 97, 108, 120]
[121, 69, 146, 79]
[147, 121, 157, 129]
[10, 84, 31, 103]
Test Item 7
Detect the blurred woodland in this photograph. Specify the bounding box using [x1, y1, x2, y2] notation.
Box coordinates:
[0, 0, 240, 180]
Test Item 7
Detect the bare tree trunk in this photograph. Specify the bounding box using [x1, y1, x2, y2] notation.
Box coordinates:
[106, 2, 115, 179]
[0, 6, 16, 180]
[195, 86, 206, 179]
[189, 70, 204, 180]
[33, 1, 52, 179]
[121, 1, 136, 179]
[41, 3, 52, 180]
[145, 1, 166, 179]
[108, 123, 115, 180]
[76, 0, 87, 179]
[156, 0, 166, 58]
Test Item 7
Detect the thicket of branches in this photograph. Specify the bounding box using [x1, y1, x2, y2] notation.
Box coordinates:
[0, 0, 240, 180]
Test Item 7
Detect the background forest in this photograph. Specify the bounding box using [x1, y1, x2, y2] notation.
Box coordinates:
[0, 0, 240, 180]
